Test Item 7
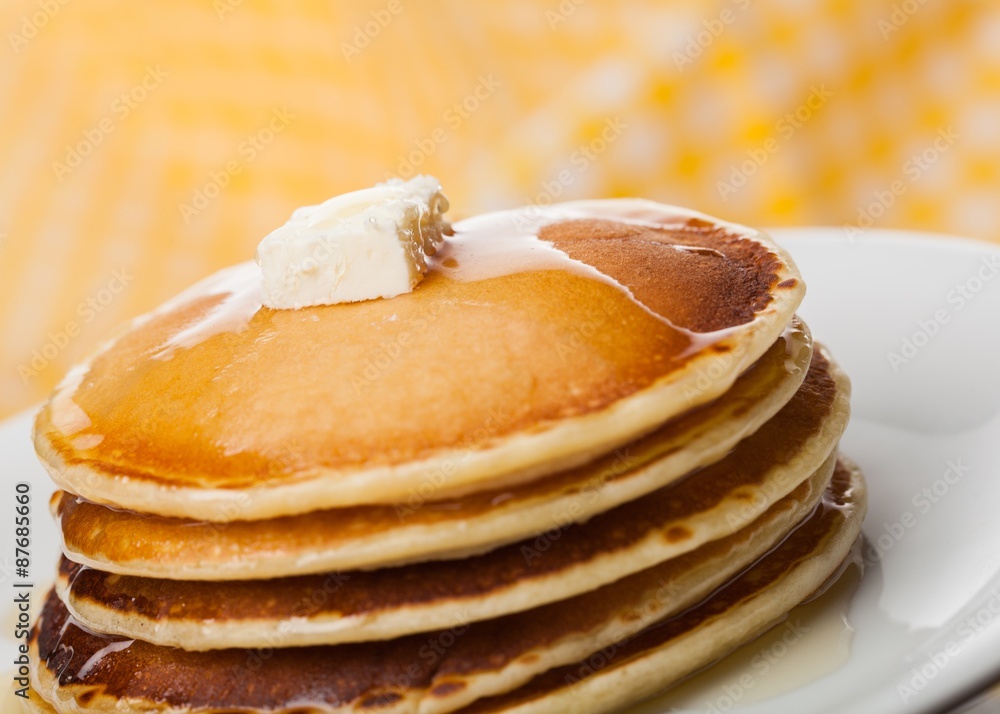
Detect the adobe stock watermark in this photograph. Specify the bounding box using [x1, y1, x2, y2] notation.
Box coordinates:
[672, 0, 751, 71]
[701, 619, 811, 714]
[0, 558, 17, 586]
[178, 107, 295, 224]
[716, 84, 833, 201]
[510, 116, 628, 233]
[288, 572, 352, 620]
[51, 65, 168, 182]
[725, 413, 852, 534]
[223, 570, 351, 674]
[843, 127, 959, 243]
[386, 74, 502, 180]
[682, 339, 753, 407]
[878, 0, 930, 40]
[185, 438, 306, 528]
[225, 574, 352, 688]
[897, 587, 1000, 704]
[520, 448, 635, 566]
[545, 0, 586, 29]
[862, 458, 971, 564]
[18, 268, 134, 383]
[562, 578, 694, 688]
[7, 0, 71, 53]
[886, 253, 997, 373]
[553, 299, 621, 364]
[393, 408, 511, 520]
[350, 299, 450, 394]
[340, 0, 404, 61]
[394, 617, 472, 688]
[213, 0, 242, 20]
[223, 606, 472, 701]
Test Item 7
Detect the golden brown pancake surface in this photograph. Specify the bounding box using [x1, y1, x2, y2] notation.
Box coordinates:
[52, 321, 813, 580]
[55, 349, 845, 649]
[23, 197, 867, 714]
[463, 460, 867, 714]
[34, 200, 804, 520]
[30, 461, 864, 714]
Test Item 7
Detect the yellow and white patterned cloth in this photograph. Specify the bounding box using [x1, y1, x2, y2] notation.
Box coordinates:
[1, 0, 999, 417]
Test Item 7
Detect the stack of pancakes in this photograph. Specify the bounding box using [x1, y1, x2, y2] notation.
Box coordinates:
[25, 199, 866, 714]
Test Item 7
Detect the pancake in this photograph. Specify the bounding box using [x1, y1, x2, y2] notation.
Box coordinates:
[462, 459, 867, 714]
[53, 320, 813, 580]
[28, 461, 864, 714]
[18, 690, 51, 714]
[52, 349, 846, 649]
[33, 200, 805, 521]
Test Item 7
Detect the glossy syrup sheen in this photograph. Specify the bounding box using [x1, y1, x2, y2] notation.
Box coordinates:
[461, 460, 867, 713]
[38, 200, 790, 489]
[53, 321, 811, 578]
[56, 349, 838, 646]
[652, 550, 862, 711]
[30, 462, 861, 714]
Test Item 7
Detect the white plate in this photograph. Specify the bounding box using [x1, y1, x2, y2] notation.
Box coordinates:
[647, 228, 1000, 714]
[756, 228, 1000, 714]
[2, 228, 999, 714]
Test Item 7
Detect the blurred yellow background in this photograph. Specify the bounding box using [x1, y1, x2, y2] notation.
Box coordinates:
[1, 0, 999, 418]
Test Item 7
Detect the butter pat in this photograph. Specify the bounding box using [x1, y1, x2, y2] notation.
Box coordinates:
[256, 175, 449, 309]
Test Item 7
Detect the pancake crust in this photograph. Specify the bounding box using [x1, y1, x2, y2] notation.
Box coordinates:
[54, 349, 846, 649]
[34, 200, 804, 520]
[17, 688, 52, 714]
[463, 459, 868, 714]
[29, 461, 863, 714]
[54, 321, 813, 580]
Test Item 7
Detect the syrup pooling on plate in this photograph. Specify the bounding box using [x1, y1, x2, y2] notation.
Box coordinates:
[648, 563, 862, 711]
[459, 460, 865, 714]
[34, 461, 850, 711]
[643, 463, 866, 712]
[647, 509, 865, 711]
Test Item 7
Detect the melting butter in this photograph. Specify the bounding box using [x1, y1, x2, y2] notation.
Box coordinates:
[131, 199, 757, 365]
[256, 176, 449, 309]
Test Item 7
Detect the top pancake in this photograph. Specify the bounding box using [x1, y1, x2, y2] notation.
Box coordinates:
[52, 322, 813, 580]
[33, 199, 804, 520]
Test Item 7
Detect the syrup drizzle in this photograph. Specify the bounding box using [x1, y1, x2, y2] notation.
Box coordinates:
[148, 263, 262, 362]
[648, 557, 862, 712]
[631, 482, 865, 712]
[139, 200, 756, 365]
[75, 639, 135, 680]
